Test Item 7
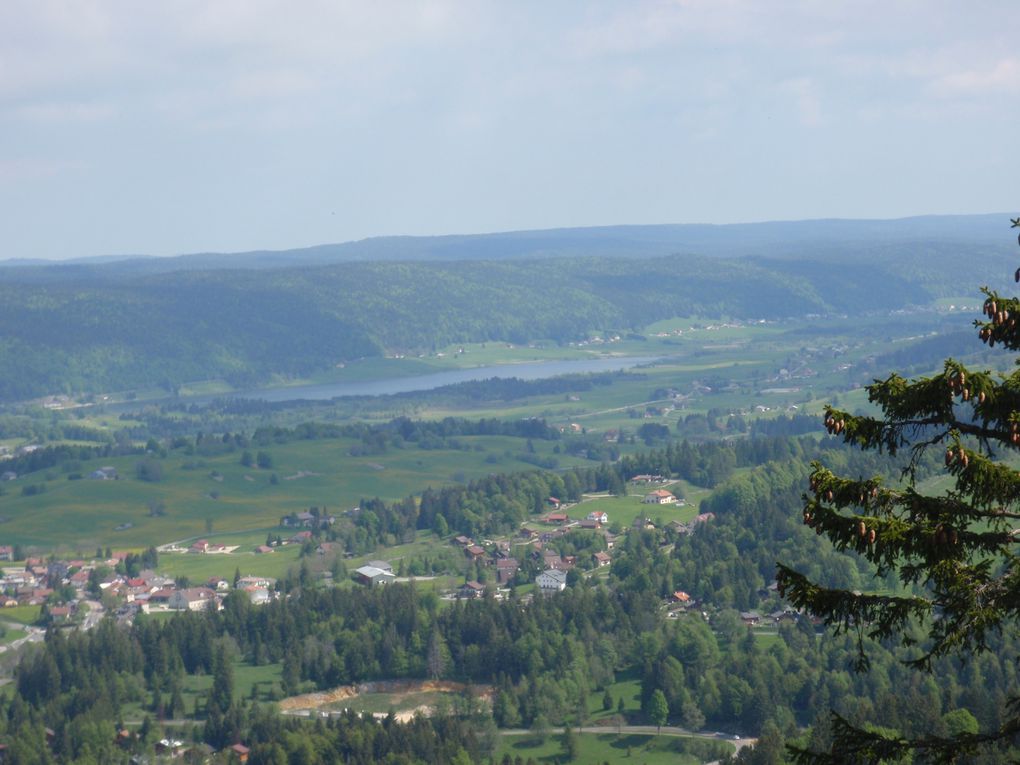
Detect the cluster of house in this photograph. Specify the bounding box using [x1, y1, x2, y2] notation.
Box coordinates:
[280, 510, 336, 530]
[667, 512, 715, 536]
[448, 521, 615, 600]
[450, 536, 519, 592]
[136, 574, 276, 612]
[540, 503, 611, 529]
[738, 608, 803, 626]
[110, 732, 251, 762]
[0, 550, 278, 618]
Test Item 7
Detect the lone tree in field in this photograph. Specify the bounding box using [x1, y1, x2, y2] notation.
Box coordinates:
[777, 217, 1020, 764]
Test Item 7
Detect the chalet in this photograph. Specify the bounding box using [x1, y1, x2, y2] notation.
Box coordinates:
[47, 605, 72, 624]
[546, 497, 561, 508]
[147, 589, 175, 607]
[69, 570, 91, 589]
[543, 512, 569, 525]
[354, 566, 396, 587]
[579, 519, 600, 530]
[24, 587, 53, 605]
[207, 578, 230, 592]
[0, 546, 12, 561]
[255, 545, 274, 554]
[315, 542, 343, 556]
[592, 552, 611, 568]
[156, 739, 186, 757]
[465, 545, 485, 561]
[288, 530, 313, 544]
[643, 489, 676, 505]
[282, 511, 336, 529]
[237, 575, 275, 589]
[542, 553, 574, 572]
[769, 609, 798, 624]
[586, 510, 609, 524]
[740, 611, 762, 626]
[190, 539, 210, 554]
[458, 581, 485, 599]
[671, 590, 691, 604]
[669, 519, 690, 535]
[243, 586, 273, 605]
[229, 743, 251, 763]
[630, 474, 664, 484]
[536, 569, 567, 594]
[495, 558, 519, 584]
[518, 527, 538, 541]
[454, 535, 472, 547]
[169, 587, 218, 612]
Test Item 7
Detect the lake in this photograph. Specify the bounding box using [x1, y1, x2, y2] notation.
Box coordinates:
[226, 356, 660, 403]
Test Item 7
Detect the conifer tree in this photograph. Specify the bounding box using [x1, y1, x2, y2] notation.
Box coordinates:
[777, 217, 1020, 763]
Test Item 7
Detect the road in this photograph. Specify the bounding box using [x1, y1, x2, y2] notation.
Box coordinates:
[0, 597, 106, 656]
[1, 625, 44, 652]
[80, 599, 105, 630]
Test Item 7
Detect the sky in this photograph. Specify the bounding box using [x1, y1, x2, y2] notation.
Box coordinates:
[1, 1, 1018, 260]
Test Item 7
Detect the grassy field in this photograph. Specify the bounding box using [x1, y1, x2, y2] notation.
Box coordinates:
[0, 605, 41, 626]
[0, 627, 27, 645]
[573, 489, 700, 529]
[0, 433, 581, 550]
[494, 731, 734, 765]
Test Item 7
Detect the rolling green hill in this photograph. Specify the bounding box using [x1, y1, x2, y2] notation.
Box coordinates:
[0, 216, 1011, 402]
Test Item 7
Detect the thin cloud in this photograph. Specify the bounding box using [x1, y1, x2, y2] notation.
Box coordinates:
[10, 100, 115, 124]
[933, 57, 1020, 96]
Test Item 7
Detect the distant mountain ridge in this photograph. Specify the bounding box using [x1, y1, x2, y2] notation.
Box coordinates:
[0, 214, 1010, 280]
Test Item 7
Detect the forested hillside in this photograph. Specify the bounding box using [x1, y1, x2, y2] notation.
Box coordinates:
[0, 219, 1010, 401]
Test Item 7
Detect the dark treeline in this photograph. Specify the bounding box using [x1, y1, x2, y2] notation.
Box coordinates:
[748, 413, 822, 438]
[0, 442, 142, 477]
[3, 416, 561, 480]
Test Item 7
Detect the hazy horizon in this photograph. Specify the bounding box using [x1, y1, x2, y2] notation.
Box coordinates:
[2, 2, 1018, 260]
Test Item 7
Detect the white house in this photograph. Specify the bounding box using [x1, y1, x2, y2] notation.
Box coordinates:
[536, 569, 568, 594]
[643, 489, 676, 505]
[586, 510, 609, 524]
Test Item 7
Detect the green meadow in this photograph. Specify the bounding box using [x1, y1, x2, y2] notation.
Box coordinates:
[494, 731, 734, 765]
[0, 433, 583, 550]
[572, 485, 702, 529]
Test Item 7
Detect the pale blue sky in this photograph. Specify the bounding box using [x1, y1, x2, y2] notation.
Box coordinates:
[1, 1, 1018, 259]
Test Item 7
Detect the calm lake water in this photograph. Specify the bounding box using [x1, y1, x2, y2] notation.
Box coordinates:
[229, 356, 660, 403]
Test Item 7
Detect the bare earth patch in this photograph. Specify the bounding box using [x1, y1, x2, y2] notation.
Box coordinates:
[279, 679, 492, 719]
